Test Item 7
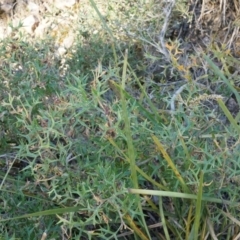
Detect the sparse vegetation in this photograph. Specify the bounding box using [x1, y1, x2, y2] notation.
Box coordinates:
[0, 0, 240, 239]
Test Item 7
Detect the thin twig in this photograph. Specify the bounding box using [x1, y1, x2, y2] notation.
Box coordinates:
[170, 83, 188, 111]
[158, 0, 176, 61]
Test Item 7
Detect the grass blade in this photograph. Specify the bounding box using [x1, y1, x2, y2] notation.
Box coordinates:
[152, 135, 190, 193]
[204, 54, 240, 105]
[128, 189, 239, 206]
[120, 50, 151, 239]
[123, 213, 149, 240]
[107, 137, 168, 190]
[0, 206, 82, 222]
[193, 171, 204, 240]
[217, 98, 240, 132]
[159, 197, 170, 240]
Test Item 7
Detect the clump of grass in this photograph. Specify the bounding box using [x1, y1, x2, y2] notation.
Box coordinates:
[1, 0, 240, 239]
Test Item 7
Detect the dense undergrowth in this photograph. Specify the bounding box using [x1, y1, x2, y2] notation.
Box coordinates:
[0, 0, 240, 239]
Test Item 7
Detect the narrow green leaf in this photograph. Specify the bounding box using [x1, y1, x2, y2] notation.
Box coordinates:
[152, 135, 190, 193]
[128, 189, 239, 206]
[217, 98, 240, 133]
[0, 206, 82, 222]
[193, 171, 204, 240]
[159, 197, 170, 240]
[204, 54, 240, 105]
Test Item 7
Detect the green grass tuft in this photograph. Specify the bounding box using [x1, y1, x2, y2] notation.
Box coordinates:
[0, 0, 240, 239]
